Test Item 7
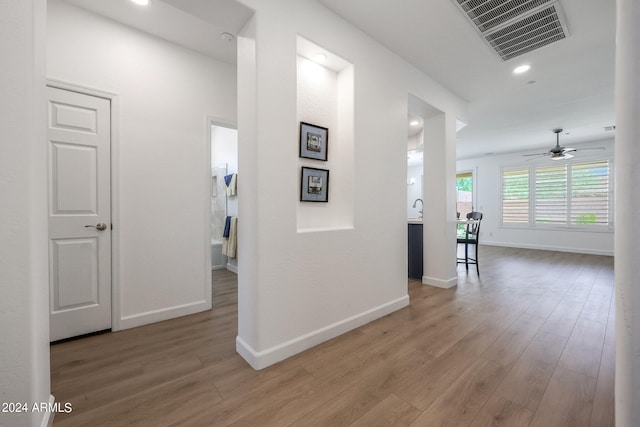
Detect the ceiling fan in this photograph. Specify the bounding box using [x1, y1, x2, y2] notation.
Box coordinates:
[523, 129, 605, 161]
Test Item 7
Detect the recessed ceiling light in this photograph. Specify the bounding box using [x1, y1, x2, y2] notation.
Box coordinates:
[312, 53, 327, 64]
[130, 0, 150, 5]
[513, 64, 531, 74]
[409, 120, 419, 126]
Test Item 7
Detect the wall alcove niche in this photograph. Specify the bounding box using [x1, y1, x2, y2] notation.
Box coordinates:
[296, 36, 354, 232]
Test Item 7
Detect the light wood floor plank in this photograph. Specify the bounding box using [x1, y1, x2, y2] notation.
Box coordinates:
[481, 313, 546, 368]
[590, 294, 616, 427]
[393, 330, 496, 410]
[495, 331, 567, 411]
[468, 394, 534, 427]
[538, 297, 583, 338]
[409, 358, 507, 427]
[49, 249, 614, 426]
[530, 367, 597, 427]
[349, 394, 420, 427]
[557, 317, 607, 378]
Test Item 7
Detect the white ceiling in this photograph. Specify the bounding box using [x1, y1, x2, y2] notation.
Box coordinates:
[319, 0, 616, 158]
[63, 0, 252, 64]
[61, 0, 616, 159]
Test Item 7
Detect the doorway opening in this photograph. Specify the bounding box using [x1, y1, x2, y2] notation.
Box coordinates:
[456, 170, 474, 236]
[209, 121, 239, 308]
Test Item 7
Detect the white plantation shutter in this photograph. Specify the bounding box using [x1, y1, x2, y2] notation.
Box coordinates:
[570, 160, 609, 225]
[501, 159, 612, 228]
[502, 168, 530, 223]
[535, 164, 567, 224]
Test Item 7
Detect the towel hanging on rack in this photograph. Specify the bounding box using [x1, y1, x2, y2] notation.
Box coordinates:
[222, 216, 238, 258]
[224, 173, 237, 196]
[223, 216, 231, 238]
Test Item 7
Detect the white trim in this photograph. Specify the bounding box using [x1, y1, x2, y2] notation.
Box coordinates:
[236, 295, 410, 370]
[118, 300, 210, 330]
[226, 262, 239, 274]
[41, 394, 55, 427]
[422, 275, 458, 288]
[46, 78, 118, 99]
[45, 79, 122, 332]
[110, 93, 122, 332]
[481, 241, 614, 256]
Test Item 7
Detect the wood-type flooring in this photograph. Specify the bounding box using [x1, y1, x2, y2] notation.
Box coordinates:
[51, 246, 615, 426]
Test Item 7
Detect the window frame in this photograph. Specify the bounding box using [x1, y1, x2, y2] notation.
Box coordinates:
[499, 156, 614, 232]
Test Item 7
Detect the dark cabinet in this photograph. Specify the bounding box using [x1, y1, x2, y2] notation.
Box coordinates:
[408, 223, 423, 280]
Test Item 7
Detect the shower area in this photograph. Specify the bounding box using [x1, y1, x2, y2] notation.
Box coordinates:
[210, 124, 238, 272]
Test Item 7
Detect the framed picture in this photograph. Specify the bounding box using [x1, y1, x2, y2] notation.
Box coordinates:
[300, 167, 329, 202]
[300, 122, 328, 161]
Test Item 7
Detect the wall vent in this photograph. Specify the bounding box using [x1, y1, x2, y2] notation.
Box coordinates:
[452, 0, 570, 61]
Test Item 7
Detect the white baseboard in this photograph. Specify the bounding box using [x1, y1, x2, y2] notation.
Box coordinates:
[226, 263, 238, 274]
[422, 275, 458, 288]
[236, 295, 410, 370]
[117, 300, 210, 330]
[481, 241, 614, 256]
[41, 395, 55, 427]
[211, 264, 226, 271]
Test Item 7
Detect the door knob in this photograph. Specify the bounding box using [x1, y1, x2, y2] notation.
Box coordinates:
[85, 223, 108, 231]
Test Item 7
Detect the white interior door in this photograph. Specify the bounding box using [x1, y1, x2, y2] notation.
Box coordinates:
[47, 86, 111, 341]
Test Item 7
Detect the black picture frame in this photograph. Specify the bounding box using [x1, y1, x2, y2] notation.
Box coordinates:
[299, 122, 328, 161]
[300, 167, 329, 202]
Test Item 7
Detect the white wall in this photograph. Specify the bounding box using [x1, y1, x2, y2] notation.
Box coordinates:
[0, 1, 51, 426]
[47, 0, 237, 329]
[456, 138, 615, 255]
[615, 1, 640, 424]
[236, 0, 467, 368]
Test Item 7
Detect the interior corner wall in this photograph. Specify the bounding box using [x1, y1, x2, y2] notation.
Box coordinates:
[0, 0, 50, 426]
[46, 0, 237, 329]
[456, 138, 615, 255]
[236, 0, 467, 369]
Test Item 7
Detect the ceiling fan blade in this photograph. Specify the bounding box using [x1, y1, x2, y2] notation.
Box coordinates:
[576, 147, 606, 151]
[522, 152, 548, 157]
[563, 147, 577, 153]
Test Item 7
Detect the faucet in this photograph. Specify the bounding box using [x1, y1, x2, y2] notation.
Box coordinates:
[412, 198, 423, 219]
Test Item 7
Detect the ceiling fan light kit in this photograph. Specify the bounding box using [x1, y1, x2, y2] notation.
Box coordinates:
[523, 128, 605, 160]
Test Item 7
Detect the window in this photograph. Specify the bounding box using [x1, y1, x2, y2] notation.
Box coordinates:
[570, 160, 610, 225]
[502, 168, 529, 223]
[456, 171, 473, 219]
[501, 160, 612, 229]
[535, 164, 567, 224]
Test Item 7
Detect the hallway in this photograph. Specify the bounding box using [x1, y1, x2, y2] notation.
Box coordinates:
[50, 247, 614, 426]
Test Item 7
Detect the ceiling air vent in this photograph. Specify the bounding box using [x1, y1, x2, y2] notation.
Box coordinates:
[452, 0, 570, 61]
